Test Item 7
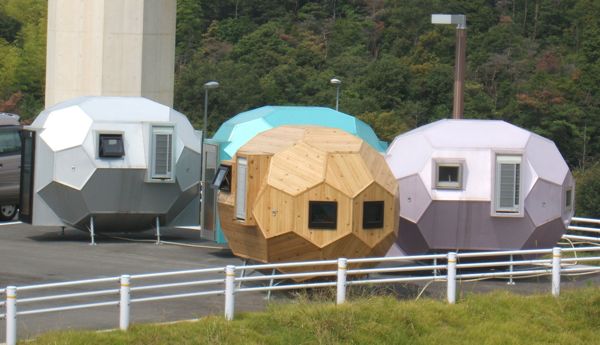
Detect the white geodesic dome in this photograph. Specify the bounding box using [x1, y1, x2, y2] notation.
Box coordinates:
[27, 96, 202, 231]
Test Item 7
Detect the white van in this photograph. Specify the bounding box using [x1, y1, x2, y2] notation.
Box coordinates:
[0, 113, 21, 221]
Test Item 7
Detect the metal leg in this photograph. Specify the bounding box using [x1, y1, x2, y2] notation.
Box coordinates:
[267, 268, 276, 301]
[155, 217, 161, 245]
[61, 226, 65, 236]
[238, 260, 247, 289]
[507, 254, 515, 285]
[89, 216, 96, 246]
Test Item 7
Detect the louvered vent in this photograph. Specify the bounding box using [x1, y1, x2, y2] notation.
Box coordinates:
[151, 127, 174, 180]
[495, 155, 521, 213]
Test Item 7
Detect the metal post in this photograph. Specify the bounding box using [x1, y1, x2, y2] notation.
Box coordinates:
[452, 26, 466, 119]
[155, 217, 161, 245]
[447, 252, 457, 304]
[267, 268, 276, 301]
[61, 226, 65, 236]
[89, 216, 96, 245]
[336, 258, 347, 305]
[6, 286, 17, 345]
[507, 254, 515, 285]
[238, 260, 247, 289]
[119, 275, 131, 331]
[224, 265, 235, 321]
[335, 85, 340, 111]
[552, 247, 561, 297]
[200, 88, 208, 237]
[433, 257, 438, 279]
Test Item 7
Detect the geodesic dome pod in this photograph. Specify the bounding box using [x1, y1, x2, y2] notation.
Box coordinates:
[385, 119, 574, 255]
[23, 96, 202, 232]
[217, 126, 398, 278]
[211, 106, 388, 161]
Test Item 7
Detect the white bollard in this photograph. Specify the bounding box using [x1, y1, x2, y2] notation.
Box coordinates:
[336, 258, 347, 305]
[119, 275, 131, 330]
[552, 247, 561, 297]
[5, 286, 17, 345]
[224, 265, 236, 321]
[447, 252, 457, 304]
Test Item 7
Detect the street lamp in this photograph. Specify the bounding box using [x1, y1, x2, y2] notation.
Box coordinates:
[330, 78, 341, 111]
[431, 14, 466, 119]
[201, 80, 219, 234]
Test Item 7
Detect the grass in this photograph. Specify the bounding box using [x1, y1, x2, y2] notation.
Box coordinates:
[25, 287, 600, 345]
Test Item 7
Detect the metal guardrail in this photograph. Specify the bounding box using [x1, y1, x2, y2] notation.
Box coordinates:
[3, 217, 600, 345]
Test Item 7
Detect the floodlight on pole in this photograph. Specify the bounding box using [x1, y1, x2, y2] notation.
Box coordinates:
[330, 78, 341, 111]
[431, 14, 466, 119]
[201, 80, 219, 234]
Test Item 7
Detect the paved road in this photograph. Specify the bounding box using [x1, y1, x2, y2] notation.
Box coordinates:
[1, 220, 599, 342]
[0, 221, 265, 340]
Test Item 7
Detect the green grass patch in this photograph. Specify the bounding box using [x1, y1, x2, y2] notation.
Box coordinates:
[26, 288, 600, 345]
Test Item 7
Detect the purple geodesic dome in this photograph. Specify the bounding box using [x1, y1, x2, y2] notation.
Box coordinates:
[385, 119, 574, 255]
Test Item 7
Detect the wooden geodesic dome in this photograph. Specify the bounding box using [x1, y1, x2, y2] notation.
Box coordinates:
[217, 126, 398, 276]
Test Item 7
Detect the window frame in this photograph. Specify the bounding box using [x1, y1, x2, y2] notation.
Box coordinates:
[434, 161, 463, 190]
[308, 201, 338, 230]
[363, 201, 385, 229]
[493, 154, 523, 216]
[98, 133, 125, 158]
[211, 164, 232, 192]
[149, 125, 175, 182]
[565, 188, 573, 211]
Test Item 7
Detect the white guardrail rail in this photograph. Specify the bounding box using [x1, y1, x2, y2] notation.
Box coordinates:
[2, 217, 600, 345]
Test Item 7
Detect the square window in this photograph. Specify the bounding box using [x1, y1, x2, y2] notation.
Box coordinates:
[211, 164, 231, 192]
[435, 163, 462, 189]
[494, 155, 522, 214]
[150, 126, 174, 180]
[98, 134, 124, 158]
[363, 201, 384, 229]
[565, 189, 573, 209]
[308, 201, 337, 229]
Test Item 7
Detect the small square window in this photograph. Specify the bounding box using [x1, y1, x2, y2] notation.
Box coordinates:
[308, 201, 337, 230]
[435, 163, 462, 189]
[99, 134, 124, 158]
[211, 164, 231, 192]
[565, 189, 573, 210]
[363, 201, 384, 229]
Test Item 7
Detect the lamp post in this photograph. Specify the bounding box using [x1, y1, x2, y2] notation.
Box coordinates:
[330, 78, 341, 111]
[201, 81, 219, 234]
[431, 14, 466, 119]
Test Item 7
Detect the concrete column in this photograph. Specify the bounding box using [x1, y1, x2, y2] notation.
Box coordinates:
[45, 0, 176, 107]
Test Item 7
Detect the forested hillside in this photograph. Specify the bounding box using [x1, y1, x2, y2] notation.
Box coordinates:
[0, 1, 599, 173]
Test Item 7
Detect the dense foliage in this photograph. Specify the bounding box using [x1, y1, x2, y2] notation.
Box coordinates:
[0, 1, 599, 172]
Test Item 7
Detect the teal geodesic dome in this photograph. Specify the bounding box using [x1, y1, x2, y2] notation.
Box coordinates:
[211, 106, 388, 160]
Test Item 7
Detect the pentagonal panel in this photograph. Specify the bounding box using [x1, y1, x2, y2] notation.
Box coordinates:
[39, 105, 92, 151]
[396, 217, 430, 255]
[386, 131, 433, 179]
[303, 127, 363, 153]
[521, 217, 565, 249]
[175, 147, 201, 191]
[398, 174, 431, 223]
[322, 234, 371, 259]
[525, 179, 563, 227]
[54, 146, 96, 190]
[423, 120, 531, 150]
[34, 139, 55, 192]
[267, 232, 322, 263]
[268, 142, 326, 196]
[369, 232, 397, 257]
[81, 169, 180, 213]
[294, 183, 353, 248]
[525, 134, 568, 186]
[351, 183, 397, 248]
[38, 181, 89, 226]
[218, 203, 269, 263]
[325, 153, 373, 197]
[253, 186, 296, 239]
[360, 143, 398, 195]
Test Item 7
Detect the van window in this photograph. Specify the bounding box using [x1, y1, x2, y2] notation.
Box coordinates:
[0, 126, 21, 156]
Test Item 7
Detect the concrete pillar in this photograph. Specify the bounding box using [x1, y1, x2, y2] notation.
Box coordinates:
[45, 0, 176, 107]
